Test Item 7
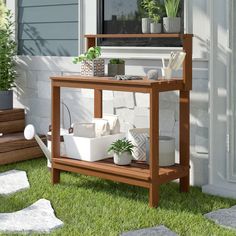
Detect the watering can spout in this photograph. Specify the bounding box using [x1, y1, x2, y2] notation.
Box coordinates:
[24, 125, 51, 162]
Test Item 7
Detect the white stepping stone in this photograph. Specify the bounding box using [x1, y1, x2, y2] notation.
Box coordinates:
[121, 225, 178, 236]
[205, 205, 236, 230]
[0, 170, 30, 195]
[0, 199, 64, 234]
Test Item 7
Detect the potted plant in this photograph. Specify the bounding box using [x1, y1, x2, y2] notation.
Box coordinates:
[141, 0, 163, 34]
[73, 46, 105, 77]
[108, 58, 125, 77]
[0, 10, 17, 110]
[163, 0, 181, 33]
[150, 15, 162, 34]
[108, 138, 135, 166]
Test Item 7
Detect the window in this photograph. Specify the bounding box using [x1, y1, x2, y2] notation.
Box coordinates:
[18, 0, 79, 56]
[97, 0, 184, 47]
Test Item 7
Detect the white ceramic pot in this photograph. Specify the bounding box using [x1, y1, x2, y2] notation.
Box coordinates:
[142, 18, 150, 34]
[146, 136, 175, 167]
[114, 152, 132, 166]
[150, 22, 162, 33]
[163, 17, 181, 33]
[161, 67, 173, 80]
[128, 128, 149, 161]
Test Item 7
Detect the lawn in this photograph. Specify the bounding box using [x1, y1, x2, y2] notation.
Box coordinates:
[0, 158, 236, 236]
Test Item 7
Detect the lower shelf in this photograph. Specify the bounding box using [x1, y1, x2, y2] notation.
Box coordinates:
[53, 157, 189, 188]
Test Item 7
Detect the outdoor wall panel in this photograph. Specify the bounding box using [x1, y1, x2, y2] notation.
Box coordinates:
[18, 0, 79, 56]
[19, 23, 78, 40]
[18, 0, 78, 7]
[18, 40, 78, 56]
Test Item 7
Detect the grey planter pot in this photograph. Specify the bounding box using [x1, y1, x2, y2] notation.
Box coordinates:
[0, 90, 13, 110]
[108, 64, 125, 77]
[163, 17, 181, 33]
[142, 18, 150, 34]
[150, 22, 162, 34]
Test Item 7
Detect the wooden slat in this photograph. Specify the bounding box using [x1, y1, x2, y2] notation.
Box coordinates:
[53, 157, 188, 184]
[158, 165, 189, 184]
[51, 77, 184, 93]
[0, 146, 44, 165]
[84, 34, 193, 39]
[50, 75, 183, 86]
[0, 133, 46, 153]
[54, 157, 150, 181]
[0, 120, 25, 134]
[53, 163, 150, 188]
[0, 109, 25, 122]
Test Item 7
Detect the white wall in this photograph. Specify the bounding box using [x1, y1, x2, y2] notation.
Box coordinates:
[11, 0, 210, 186]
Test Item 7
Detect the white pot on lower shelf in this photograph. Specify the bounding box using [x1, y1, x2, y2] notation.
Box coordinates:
[113, 152, 132, 166]
[146, 136, 175, 167]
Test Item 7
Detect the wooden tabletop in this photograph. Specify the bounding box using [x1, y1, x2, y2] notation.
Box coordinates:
[51, 75, 183, 87]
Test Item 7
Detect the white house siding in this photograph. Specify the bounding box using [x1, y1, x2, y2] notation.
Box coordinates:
[11, 0, 210, 186]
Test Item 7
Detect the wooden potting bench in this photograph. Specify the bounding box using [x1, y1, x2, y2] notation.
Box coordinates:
[50, 34, 193, 207]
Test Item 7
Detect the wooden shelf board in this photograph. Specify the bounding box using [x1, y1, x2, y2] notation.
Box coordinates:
[0, 109, 25, 122]
[53, 157, 189, 184]
[0, 132, 46, 153]
[84, 34, 193, 39]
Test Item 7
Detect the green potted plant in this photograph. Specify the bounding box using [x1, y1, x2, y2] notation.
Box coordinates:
[141, 0, 163, 34]
[108, 58, 125, 77]
[163, 0, 181, 33]
[0, 9, 17, 110]
[108, 138, 135, 166]
[73, 46, 104, 77]
[150, 15, 162, 34]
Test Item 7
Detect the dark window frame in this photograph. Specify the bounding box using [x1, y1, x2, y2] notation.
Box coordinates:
[97, 0, 184, 47]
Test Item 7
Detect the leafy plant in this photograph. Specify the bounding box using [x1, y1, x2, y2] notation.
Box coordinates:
[141, 0, 164, 23]
[108, 138, 135, 156]
[109, 58, 125, 65]
[73, 46, 101, 64]
[0, 10, 17, 91]
[164, 0, 180, 17]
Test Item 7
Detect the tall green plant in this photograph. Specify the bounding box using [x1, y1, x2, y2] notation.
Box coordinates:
[0, 10, 17, 91]
[164, 0, 180, 17]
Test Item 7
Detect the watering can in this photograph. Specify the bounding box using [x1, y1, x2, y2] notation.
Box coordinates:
[24, 125, 70, 168]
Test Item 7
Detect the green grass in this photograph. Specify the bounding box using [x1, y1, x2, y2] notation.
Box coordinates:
[0, 158, 236, 236]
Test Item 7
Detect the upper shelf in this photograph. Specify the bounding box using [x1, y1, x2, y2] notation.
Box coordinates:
[84, 34, 193, 39]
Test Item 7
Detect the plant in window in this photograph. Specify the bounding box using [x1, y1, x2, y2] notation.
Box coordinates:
[73, 46, 104, 77]
[0, 9, 17, 110]
[163, 0, 181, 33]
[108, 138, 135, 165]
[141, 0, 164, 33]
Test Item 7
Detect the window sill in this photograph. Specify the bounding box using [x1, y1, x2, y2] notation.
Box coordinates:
[101, 46, 207, 61]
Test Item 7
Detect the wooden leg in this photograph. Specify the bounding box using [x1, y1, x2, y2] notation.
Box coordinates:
[179, 90, 190, 192]
[52, 168, 60, 184]
[149, 89, 159, 207]
[149, 184, 159, 208]
[51, 83, 61, 184]
[94, 89, 103, 118]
